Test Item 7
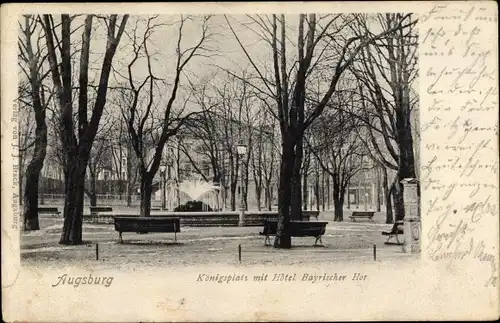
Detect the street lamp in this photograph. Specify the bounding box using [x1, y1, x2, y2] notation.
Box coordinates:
[236, 144, 247, 226]
[159, 165, 167, 210]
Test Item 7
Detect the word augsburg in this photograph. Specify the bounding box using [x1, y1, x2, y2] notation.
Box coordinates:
[52, 274, 114, 288]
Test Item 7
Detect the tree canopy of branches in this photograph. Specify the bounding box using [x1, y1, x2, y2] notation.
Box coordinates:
[349, 13, 419, 221]
[306, 87, 370, 222]
[116, 15, 214, 216]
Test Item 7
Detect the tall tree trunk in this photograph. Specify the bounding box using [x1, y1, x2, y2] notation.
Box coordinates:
[321, 168, 325, 211]
[255, 185, 262, 211]
[314, 168, 320, 211]
[86, 170, 97, 207]
[394, 97, 416, 221]
[126, 149, 133, 207]
[332, 174, 343, 222]
[140, 173, 153, 217]
[243, 162, 249, 210]
[60, 160, 87, 245]
[230, 181, 237, 211]
[393, 180, 405, 221]
[302, 170, 308, 211]
[264, 186, 269, 210]
[290, 138, 302, 220]
[266, 185, 272, 211]
[376, 166, 381, 212]
[126, 184, 132, 207]
[333, 196, 344, 222]
[347, 184, 351, 209]
[23, 111, 47, 231]
[274, 140, 294, 249]
[326, 175, 330, 210]
[382, 166, 393, 223]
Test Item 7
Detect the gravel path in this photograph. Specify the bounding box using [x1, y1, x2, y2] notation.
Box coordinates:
[21, 213, 416, 268]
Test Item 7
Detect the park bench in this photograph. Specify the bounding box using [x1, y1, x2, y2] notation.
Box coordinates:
[349, 211, 375, 222]
[38, 207, 61, 216]
[114, 217, 181, 243]
[90, 206, 113, 214]
[382, 221, 404, 245]
[259, 220, 328, 246]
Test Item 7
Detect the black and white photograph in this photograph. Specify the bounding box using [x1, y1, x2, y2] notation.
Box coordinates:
[17, 12, 421, 265]
[2, 2, 498, 321]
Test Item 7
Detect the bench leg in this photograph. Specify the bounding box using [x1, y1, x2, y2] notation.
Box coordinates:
[314, 236, 323, 246]
[264, 235, 270, 246]
[395, 233, 401, 245]
[119, 232, 123, 244]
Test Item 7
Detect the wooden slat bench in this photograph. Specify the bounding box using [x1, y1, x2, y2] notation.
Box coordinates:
[38, 207, 61, 216]
[382, 221, 404, 245]
[349, 211, 375, 222]
[259, 220, 328, 246]
[90, 206, 113, 214]
[114, 217, 181, 243]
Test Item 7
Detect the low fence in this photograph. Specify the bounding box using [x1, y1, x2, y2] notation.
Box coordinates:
[38, 194, 153, 207]
[236, 242, 380, 263]
[41, 241, 384, 266]
[82, 210, 319, 227]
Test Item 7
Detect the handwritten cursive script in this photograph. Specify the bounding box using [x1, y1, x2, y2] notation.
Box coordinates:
[421, 3, 498, 288]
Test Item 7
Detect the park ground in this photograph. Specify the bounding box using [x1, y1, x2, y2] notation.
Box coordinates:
[21, 208, 417, 269]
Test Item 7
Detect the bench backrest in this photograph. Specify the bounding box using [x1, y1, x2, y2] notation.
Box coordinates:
[262, 220, 327, 236]
[114, 217, 181, 233]
[90, 207, 113, 212]
[38, 207, 59, 212]
[351, 211, 375, 217]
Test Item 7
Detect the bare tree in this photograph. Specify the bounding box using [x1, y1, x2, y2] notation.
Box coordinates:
[178, 77, 223, 184]
[349, 13, 419, 221]
[42, 14, 129, 244]
[250, 108, 279, 211]
[84, 113, 115, 206]
[117, 15, 214, 216]
[17, 81, 35, 206]
[18, 15, 53, 231]
[306, 91, 371, 221]
[226, 13, 415, 248]
[108, 114, 140, 206]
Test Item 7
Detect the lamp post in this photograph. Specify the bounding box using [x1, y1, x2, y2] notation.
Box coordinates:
[236, 144, 247, 226]
[159, 165, 167, 210]
[364, 192, 369, 211]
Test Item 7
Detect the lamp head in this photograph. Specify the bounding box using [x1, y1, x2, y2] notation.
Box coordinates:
[236, 144, 247, 155]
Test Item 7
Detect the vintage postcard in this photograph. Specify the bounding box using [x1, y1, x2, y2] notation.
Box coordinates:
[1, 1, 498, 321]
